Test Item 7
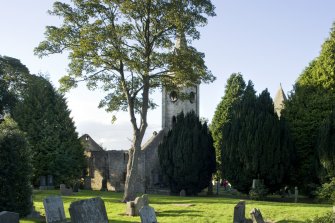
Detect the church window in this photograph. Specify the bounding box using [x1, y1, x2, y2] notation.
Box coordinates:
[169, 91, 178, 102]
[189, 91, 195, 103]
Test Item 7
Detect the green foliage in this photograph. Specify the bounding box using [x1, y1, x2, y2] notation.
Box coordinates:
[222, 82, 294, 193]
[0, 117, 32, 216]
[13, 75, 86, 186]
[158, 111, 216, 195]
[210, 73, 246, 177]
[35, 0, 216, 114]
[284, 22, 335, 189]
[317, 178, 335, 204]
[0, 55, 30, 115]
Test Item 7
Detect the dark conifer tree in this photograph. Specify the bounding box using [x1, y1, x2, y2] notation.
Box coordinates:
[159, 111, 216, 195]
[222, 83, 294, 193]
[210, 73, 246, 177]
[13, 75, 85, 186]
[0, 117, 32, 216]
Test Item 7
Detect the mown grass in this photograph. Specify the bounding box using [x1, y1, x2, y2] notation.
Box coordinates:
[21, 190, 332, 223]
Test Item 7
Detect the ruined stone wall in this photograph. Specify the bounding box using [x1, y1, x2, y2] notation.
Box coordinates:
[89, 151, 109, 190]
[106, 150, 128, 192]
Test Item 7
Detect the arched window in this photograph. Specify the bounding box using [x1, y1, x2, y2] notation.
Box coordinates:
[169, 91, 178, 102]
[189, 91, 195, 103]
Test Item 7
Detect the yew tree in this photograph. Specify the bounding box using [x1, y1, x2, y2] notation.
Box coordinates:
[35, 0, 215, 201]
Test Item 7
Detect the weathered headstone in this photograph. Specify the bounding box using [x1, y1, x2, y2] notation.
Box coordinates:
[43, 196, 67, 223]
[83, 177, 92, 190]
[252, 179, 260, 189]
[60, 184, 73, 196]
[69, 197, 108, 223]
[134, 196, 145, 216]
[126, 201, 135, 216]
[180, 189, 186, 196]
[39, 175, 46, 189]
[0, 211, 19, 223]
[294, 186, 298, 203]
[250, 208, 265, 223]
[233, 200, 246, 223]
[47, 175, 54, 186]
[139, 205, 157, 223]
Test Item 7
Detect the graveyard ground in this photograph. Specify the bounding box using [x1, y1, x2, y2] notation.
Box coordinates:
[21, 190, 332, 223]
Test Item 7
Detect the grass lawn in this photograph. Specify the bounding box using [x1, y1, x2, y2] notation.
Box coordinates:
[21, 190, 332, 223]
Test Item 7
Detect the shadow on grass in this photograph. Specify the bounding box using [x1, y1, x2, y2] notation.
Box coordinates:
[157, 209, 203, 217]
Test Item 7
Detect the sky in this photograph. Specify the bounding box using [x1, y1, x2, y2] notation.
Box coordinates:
[1, 1, 335, 150]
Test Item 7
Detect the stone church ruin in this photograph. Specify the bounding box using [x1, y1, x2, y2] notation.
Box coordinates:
[81, 83, 199, 193]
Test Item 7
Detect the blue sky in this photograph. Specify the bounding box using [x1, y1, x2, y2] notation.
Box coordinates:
[1, 1, 335, 149]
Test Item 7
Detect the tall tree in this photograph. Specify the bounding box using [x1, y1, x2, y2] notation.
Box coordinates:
[222, 83, 293, 193]
[0, 117, 32, 216]
[210, 73, 246, 178]
[284, 22, 335, 189]
[35, 0, 216, 201]
[13, 75, 85, 186]
[158, 111, 216, 195]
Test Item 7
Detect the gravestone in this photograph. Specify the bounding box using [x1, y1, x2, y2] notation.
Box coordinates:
[180, 189, 186, 196]
[0, 211, 19, 223]
[233, 200, 246, 223]
[69, 197, 108, 223]
[126, 201, 135, 216]
[43, 196, 66, 223]
[294, 186, 298, 203]
[134, 196, 145, 216]
[84, 177, 92, 190]
[39, 175, 47, 189]
[60, 184, 73, 196]
[139, 205, 157, 223]
[250, 208, 265, 223]
[47, 175, 54, 186]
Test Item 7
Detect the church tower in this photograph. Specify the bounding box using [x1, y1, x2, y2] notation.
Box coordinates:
[274, 84, 287, 118]
[162, 33, 199, 130]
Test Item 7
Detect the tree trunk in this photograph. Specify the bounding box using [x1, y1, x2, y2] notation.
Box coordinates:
[123, 130, 143, 202]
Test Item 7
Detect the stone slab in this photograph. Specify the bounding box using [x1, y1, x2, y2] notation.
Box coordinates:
[134, 196, 145, 216]
[0, 211, 19, 223]
[234, 200, 246, 223]
[250, 208, 265, 223]
[139, 205, 157, 223]
[69, 197, 108, 223]
[43, 196, 66, 223]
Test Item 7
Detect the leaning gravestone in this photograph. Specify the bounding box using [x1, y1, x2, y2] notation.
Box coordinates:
[69, 197, 108, 223]
[139, 205, 157, 223]
[233, 200, 246, 223]
[43, 196, 67, 223]
[250, 208, 265, 223]
[0, 211, 19, 223]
